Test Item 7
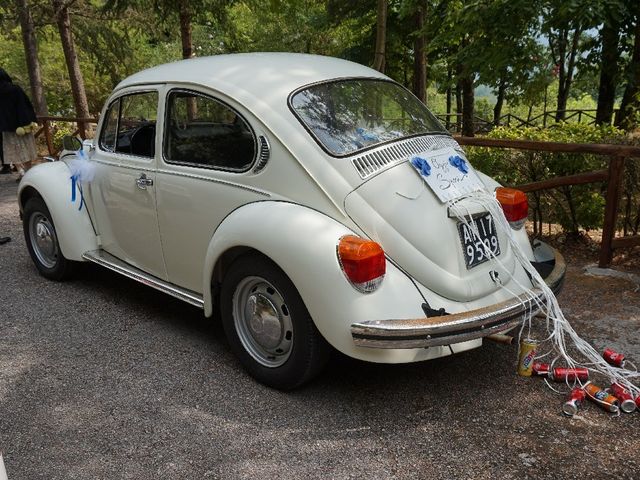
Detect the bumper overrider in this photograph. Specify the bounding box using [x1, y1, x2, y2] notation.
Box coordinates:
[350, 248, 566, 349]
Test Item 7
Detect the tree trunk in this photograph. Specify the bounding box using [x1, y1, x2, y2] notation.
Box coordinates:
[615, 14, 640, 130]
[493, 76, 507, 125]
[373, 0, 387, 73]
[16, 0, 48, 117]
[461, 74, 474, 137]
[52, 0, 90, 135]
[179, 0, 194, 59]
[595, 20, 620, 125]
[445, 66, 452, 130]
[455, 63, 463, 133]
[412, 4, 426, 103]
[550, 25, 582, 122]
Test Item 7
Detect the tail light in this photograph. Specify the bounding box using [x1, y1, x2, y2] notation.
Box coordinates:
[495, 187, 528, 230]
[337, 235, 386, 293]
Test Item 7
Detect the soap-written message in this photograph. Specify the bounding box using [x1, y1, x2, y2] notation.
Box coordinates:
[409, 147, 484, 203]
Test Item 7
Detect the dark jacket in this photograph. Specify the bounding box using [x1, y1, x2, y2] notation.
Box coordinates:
[0, 69, 37, 133]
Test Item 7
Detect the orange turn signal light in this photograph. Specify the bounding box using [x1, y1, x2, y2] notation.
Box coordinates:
[337, 235, 386, 292]
[495, 187, 528, 228]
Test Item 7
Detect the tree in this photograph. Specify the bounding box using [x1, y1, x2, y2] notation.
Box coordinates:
[411, 2, 426, 103]
[595, 8, 621, 124]
[51, 0, 90, 133]
[373, 0, 387, 72]
[542, 0, 595, 122]
[616, 5, 640, 129]
[15, 0, 48, 116]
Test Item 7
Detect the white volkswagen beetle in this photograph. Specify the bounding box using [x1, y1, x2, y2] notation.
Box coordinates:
[18, 53, 565, 389]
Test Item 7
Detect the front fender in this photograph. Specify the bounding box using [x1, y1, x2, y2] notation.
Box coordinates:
[202, 201, 430, 361]
[18, 162, 98, 261]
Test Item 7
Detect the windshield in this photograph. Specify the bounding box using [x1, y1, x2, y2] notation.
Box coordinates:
[290, 79, 448, 157]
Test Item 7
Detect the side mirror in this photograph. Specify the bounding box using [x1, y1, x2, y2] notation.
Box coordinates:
[62, 135, 82, 152]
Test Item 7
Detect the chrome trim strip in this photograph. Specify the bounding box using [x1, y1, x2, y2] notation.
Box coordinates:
[351, 249, 567, 349]
[155, 169, 271, 197]
[82, 249, 204, 309]
[92, 158, 154, 172]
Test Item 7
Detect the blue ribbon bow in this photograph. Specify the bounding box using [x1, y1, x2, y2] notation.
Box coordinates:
[70, 174, 85, 211]
[410, 156, 431, 177]
[356, 127, 378, 142]
[449, 155, 468, 174]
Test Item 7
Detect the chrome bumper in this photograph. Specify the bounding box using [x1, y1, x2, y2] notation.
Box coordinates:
[351, 248, 566, 349]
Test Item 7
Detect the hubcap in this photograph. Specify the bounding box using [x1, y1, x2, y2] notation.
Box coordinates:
[233, 276, 293, 368]
[29, 213, 59, 269]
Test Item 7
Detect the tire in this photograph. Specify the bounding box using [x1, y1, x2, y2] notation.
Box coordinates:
[221, 253, 330, 390]
[23, 197, 75, 281]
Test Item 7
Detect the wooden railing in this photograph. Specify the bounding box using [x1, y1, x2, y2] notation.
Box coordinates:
[437, 109, 618, 134]
[34, 116, 98, 156]
[457, 136, 640, 267]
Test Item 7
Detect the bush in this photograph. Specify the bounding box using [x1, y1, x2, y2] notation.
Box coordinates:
[465, 123, 639, 236]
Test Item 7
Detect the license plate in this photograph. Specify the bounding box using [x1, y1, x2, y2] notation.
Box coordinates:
[458, 214, 500, 269]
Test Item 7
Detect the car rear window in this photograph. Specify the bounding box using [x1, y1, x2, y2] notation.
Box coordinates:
[290, 79, 448, 157]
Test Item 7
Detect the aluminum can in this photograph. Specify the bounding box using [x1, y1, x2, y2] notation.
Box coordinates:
[517, 338, 538, 377]
[532, 362, 550, 376]
[584, 382, 620, 413]
[636, 394, 640, 411]
[609, 383, 637, 413]
[603, 348, 626, 368]
[549, 367, 589, 383]
[562, 387, 586, 417]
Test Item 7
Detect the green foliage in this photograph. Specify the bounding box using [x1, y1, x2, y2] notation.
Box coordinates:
[466, 123, 628, 234]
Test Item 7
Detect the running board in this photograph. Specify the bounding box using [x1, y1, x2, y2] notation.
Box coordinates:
[82, 249, 204, 309]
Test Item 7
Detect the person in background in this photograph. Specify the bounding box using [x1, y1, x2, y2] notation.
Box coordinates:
[0, 67, 38, 180]
[0, 134, 10, 174]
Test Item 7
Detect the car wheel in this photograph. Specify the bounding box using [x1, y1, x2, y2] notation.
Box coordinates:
[221, 254, 330, 390]
[23, 197, 75, 281]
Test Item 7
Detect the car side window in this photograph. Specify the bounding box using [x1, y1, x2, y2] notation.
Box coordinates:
[98, 91, 158, 157]
[164, 90, 256, 171]
[99, 99, 119, 152]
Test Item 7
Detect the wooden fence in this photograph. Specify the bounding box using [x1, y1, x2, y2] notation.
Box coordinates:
[457, 136, 640, 268]
[34, 116, 98, 156]
[437, 109, 616, 134]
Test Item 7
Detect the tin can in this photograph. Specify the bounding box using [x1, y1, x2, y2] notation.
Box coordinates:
[562, 387, 586, 417]
[517, 338, 538, 377]
[549, 367, 589, 383]
[603, 348, 626, 368]
[532, 362, 550, 376]
[584, 382, 620, 413]
[609, 383, 637, 413]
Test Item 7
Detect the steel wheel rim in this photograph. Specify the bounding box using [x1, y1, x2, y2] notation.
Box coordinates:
[29, 212, 59, 269]
[232, 276, 293, 368]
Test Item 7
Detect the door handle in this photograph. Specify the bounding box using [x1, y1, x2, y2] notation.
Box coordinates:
[136, 173, 154, 190]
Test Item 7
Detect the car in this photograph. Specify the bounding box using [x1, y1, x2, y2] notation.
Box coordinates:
[17, 53, 566, 389]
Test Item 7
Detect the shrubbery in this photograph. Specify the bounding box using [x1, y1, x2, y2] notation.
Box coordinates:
[465, 124, 640, 236]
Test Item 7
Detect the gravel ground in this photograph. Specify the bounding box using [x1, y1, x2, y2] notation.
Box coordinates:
[1, 172, 639, 479]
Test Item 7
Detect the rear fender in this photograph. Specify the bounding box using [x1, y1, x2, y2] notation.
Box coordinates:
[18, 162, 98, 261]
[202, 201, 427, 359]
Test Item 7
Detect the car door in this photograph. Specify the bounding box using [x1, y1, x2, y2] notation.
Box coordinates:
[90, 87, 168, 280]
[155, 88, 266, 292]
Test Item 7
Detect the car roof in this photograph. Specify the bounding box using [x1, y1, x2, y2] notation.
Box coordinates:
[116, 53, 387, 100]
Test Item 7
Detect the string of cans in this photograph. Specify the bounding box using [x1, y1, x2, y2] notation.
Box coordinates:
[519, 341, 638, 416]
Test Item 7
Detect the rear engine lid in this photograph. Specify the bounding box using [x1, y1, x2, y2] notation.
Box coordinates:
[344, 158, 518, 302]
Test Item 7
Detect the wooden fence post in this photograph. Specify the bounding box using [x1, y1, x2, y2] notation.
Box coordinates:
[599, 155, 626, 267]
[43, 119, 54, 156]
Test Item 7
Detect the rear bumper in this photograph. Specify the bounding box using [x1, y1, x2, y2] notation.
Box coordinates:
[350, 247, 566, 349]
